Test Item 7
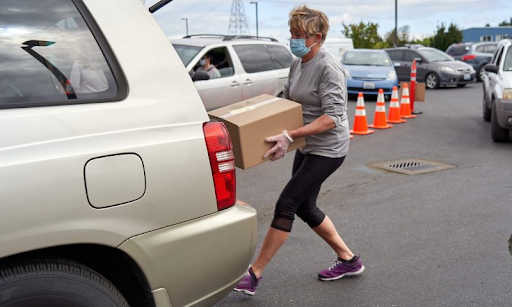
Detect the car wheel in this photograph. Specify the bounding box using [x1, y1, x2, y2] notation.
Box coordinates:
[491, 99, 509, 142]
[477, 65, 486, 82]
[483, 95, 491, 122]
[425, 73, 440, 89]
[0, 257, 130, 307]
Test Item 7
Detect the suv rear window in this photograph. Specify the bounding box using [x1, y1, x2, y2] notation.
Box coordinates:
[447, 45, 469, 56]
[0, 0, 120, 108]
[233, 44, 275, 73]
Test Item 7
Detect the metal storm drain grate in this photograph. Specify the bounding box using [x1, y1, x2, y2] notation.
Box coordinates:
[369, 159, 455, 175]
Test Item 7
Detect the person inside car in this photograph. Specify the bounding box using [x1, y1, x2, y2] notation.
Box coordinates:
[195, 54, 220, 79]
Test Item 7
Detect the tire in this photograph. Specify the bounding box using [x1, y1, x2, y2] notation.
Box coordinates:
[477, 65, 486, 82]
[0, 257, 130, 307]
[483, 95, 491, 122]
[425, 73, 440, 89]
[457, 84, 467, 88]
[491, 100, 509, 142]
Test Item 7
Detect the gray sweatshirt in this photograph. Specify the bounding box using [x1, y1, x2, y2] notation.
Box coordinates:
[283, 49, 350, 158]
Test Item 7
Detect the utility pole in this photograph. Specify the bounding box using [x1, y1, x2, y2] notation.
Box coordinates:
[181, 18, 188, 36]
[394, 0, 398, 47]
[250, 1, 259, 38]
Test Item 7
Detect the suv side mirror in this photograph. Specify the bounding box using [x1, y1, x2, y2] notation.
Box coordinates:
[413, 57, 423, 63]
[484, 64, 498, 74]
[192, 71, 210, 82]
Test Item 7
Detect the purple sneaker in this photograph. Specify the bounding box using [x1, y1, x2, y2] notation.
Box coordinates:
[318, 255, 365, 281]
[233, 267, 261, 296]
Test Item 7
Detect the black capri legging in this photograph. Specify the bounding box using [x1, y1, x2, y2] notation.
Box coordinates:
[271, 151, 345, 232]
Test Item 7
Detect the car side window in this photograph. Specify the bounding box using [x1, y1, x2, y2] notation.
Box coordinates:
[193, 47, 234, 79]
[503, 48, 512, 72]
[475, 45, 485, 53]
[0, 0, 121, 108]
[266, 45, 293, 69]
[387, 50, 403, 61]
[233, 44, 275, 73]
[403, 51, 419, 62]
[485, 44, 497, 54]
[494, 46, 504, 67]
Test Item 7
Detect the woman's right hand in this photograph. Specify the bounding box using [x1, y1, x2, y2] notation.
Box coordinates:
[263, 131, 293, 161]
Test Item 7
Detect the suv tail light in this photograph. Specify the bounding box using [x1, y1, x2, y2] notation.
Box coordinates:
[203, 122, 236, 211]
[461, 54, 476, 61]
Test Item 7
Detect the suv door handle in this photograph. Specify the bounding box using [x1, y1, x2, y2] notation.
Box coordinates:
[231, 81, 240, 87]
[243, 79, 253, 85]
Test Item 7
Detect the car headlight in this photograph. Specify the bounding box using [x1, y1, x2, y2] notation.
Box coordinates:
[387, 70, 397, 80]
[440, 66, 456, 73]
[504, 89, 512, 101]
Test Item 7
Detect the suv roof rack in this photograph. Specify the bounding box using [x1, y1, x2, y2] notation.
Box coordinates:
[183, 34, 278, 42]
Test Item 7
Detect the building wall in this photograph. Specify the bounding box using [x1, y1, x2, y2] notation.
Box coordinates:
[462, 27, 512, 43]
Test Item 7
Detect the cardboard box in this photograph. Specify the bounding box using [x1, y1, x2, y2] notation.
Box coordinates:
[400, 82, 426, 102]
[208, 94, 306, 170]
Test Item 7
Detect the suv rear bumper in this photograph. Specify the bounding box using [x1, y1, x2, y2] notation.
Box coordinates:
[495, 98, 512, 129]
[118, 202, 258, 307]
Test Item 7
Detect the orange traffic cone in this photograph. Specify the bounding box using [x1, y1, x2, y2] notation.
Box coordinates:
[350, 93, 374, 135]
[369, 89, 393, 129]
[387, 86, 406, 124]
[400, 83, 417, 119]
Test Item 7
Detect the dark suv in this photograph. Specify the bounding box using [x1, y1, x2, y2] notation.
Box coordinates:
[446, 42, 498, 81]
[385, 47, 476, 89]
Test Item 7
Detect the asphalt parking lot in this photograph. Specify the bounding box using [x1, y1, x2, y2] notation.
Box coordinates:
[217, 82, 512, 306]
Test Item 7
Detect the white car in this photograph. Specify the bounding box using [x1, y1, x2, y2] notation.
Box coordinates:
[0, 0, 257, 306]
[171, 35, 293, 110]
[482, 39, 512, 142]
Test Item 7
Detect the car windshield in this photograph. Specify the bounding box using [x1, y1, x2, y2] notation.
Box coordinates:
[504, 47, 512, 71]
[343, 52, 391, 66]
[172, 44, 201, 66]
[418, 49, 453, 62]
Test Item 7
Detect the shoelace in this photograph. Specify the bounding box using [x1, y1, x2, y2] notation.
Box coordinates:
[328, 259, 343, 270]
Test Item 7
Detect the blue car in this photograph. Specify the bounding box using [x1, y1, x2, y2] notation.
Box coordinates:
[341, 49, 399, 98]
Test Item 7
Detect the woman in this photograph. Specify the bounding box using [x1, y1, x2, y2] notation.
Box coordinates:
[234, 5, 364, 296]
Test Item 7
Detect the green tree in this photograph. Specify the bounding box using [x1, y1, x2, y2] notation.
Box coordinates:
[499, 18, 512, 26]
[430, 23, 462, 51]
[342, 22, 383, 49]
[385, 25, 410, 47]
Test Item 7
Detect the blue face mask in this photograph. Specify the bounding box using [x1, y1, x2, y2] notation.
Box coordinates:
[199, 59, 206, 66]
[290, 39, 317, 58]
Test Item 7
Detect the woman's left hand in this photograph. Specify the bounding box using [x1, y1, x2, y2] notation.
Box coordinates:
[263, 131, 293, 161]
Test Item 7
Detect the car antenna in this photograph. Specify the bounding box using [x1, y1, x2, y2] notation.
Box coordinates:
[149, 0, 174, 13]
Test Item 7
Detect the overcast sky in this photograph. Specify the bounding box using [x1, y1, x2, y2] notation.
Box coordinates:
[145, 0, 512, 44]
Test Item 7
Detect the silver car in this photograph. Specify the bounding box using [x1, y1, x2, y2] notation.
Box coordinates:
[171, 35, 293, 110]
[386, 47, 476, 89]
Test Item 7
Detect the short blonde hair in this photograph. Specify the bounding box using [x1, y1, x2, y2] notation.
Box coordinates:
[288, 5, 329, 44]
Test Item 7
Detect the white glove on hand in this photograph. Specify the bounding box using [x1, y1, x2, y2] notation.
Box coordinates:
[263, 130, 294, 161]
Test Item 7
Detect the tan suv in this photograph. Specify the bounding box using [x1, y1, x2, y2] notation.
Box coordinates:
[0, 0, 257, 306]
